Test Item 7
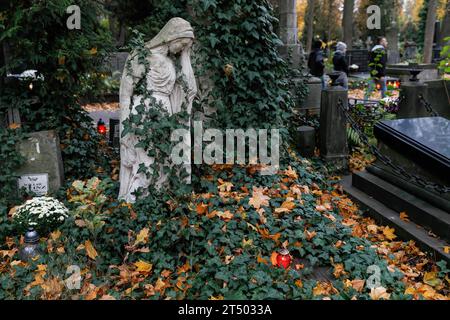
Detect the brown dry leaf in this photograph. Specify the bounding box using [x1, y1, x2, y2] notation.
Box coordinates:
[351, 224, 364, 237]
[369, 287, 391, 300]
[283, 166, 298, 179]
[217, 210, 234, 221]
[84, 240, 98, 260]
[161, 270, 172, 278]
[248, 187, 270, 209]
[304, 229, 317, 241]
[275, 199, 296, 213]
[367, 224, 378, 234]
[383, 226, 397, 240]
[196, 202, 209, 215]
[40, 277, 64, 300]
[333, 263, 346, 278]
[177, 262, 191, 274]
[335, 240, 343, 248]
[257, 255, 268, 265]
[399, 212, 410, 222]
[270, 252, 279, 266]
[134, 260, 153, 273]
[8, 122, 21, 130]
[224, 255, 234, 265]
[50, 230, 61, 241]
[154, 278, 166, 293]
[75, 219, 87, 228]
[295, 279, 303, 288]
[218, 180, 233, 192]
[313, 282, 336, 296]
[351, 279, 365, 292]
[99, 295, 116, 300]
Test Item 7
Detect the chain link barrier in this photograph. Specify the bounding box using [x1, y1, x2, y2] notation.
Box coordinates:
[338, 98, 450, 194]
[418, 94, 440, 117]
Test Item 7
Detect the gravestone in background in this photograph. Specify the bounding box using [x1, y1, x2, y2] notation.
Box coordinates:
[346, 50, 369, 72]
[16, 130, 64, 195]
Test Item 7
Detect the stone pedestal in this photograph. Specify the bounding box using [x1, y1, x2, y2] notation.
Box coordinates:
[397, 81, 429, 119]
[299, 76, 322, 114]
[295, 126, 316, 158]
[319, 86, 349, 169]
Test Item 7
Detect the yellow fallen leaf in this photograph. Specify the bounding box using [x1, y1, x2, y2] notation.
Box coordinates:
[134, 228, 149, 246]
[383, 226, 397, 240]
[333, 263, 346, 278]
[242, 238, 253, 247]
[84, 240, 98, 260]
[423, 272, 442, 287]
[443, 246, 450, 254]
[134, 260, 153, 273]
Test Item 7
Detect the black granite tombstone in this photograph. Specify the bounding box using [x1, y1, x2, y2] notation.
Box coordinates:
[371, 117, 450, 211]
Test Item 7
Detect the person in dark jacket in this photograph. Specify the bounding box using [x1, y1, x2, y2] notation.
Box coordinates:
[333, 42, 349, 89]
[308, 40, 326, 88]
[366, 36, 388, 99]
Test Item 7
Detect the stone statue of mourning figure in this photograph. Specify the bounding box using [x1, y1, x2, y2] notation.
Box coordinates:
[119, 18, 197, 203]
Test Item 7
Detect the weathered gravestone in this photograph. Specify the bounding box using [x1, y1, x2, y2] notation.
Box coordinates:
[16, 130, 64, 195]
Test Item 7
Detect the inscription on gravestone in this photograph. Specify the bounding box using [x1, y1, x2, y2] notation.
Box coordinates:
[17, 173, 49, 196]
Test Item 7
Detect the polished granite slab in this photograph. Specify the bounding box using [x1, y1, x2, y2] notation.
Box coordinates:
[374, 117, 450, 175]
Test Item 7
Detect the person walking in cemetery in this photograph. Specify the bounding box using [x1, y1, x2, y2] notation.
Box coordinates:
[308, 39, 326, 88]
[333, 41, 349, 89]
[366, 36, 388, 99]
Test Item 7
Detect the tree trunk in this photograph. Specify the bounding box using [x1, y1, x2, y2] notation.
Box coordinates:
[386, 0, 400, 64]
[343, 0, 354, 50]
[440, 0, 450, 46]
[423, 0, 437, 63]
[305, 0, 315, 52]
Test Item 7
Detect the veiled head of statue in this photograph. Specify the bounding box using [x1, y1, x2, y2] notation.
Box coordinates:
[146, 17, 195, 52]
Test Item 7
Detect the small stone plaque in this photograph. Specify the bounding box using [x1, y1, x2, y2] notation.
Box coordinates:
[18, 173, 49, 196]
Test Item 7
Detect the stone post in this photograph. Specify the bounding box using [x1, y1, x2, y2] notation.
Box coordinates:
[278, 0, 303, 67]
[319, 85, 349, 170]
[396, 81, 429, 119]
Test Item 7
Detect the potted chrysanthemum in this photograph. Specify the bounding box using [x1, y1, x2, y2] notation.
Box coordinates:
[12, 197, 69, 234]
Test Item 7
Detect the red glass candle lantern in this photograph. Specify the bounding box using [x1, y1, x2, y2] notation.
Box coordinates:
[276, 249, 291, 269]
[97, 118, 107, 135]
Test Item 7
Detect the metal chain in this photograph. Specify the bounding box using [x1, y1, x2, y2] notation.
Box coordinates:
[418, 94, 439, 117]
[338, 98, 450, 194]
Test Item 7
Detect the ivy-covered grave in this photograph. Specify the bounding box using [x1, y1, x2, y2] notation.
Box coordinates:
[0, 151, 449, 300]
